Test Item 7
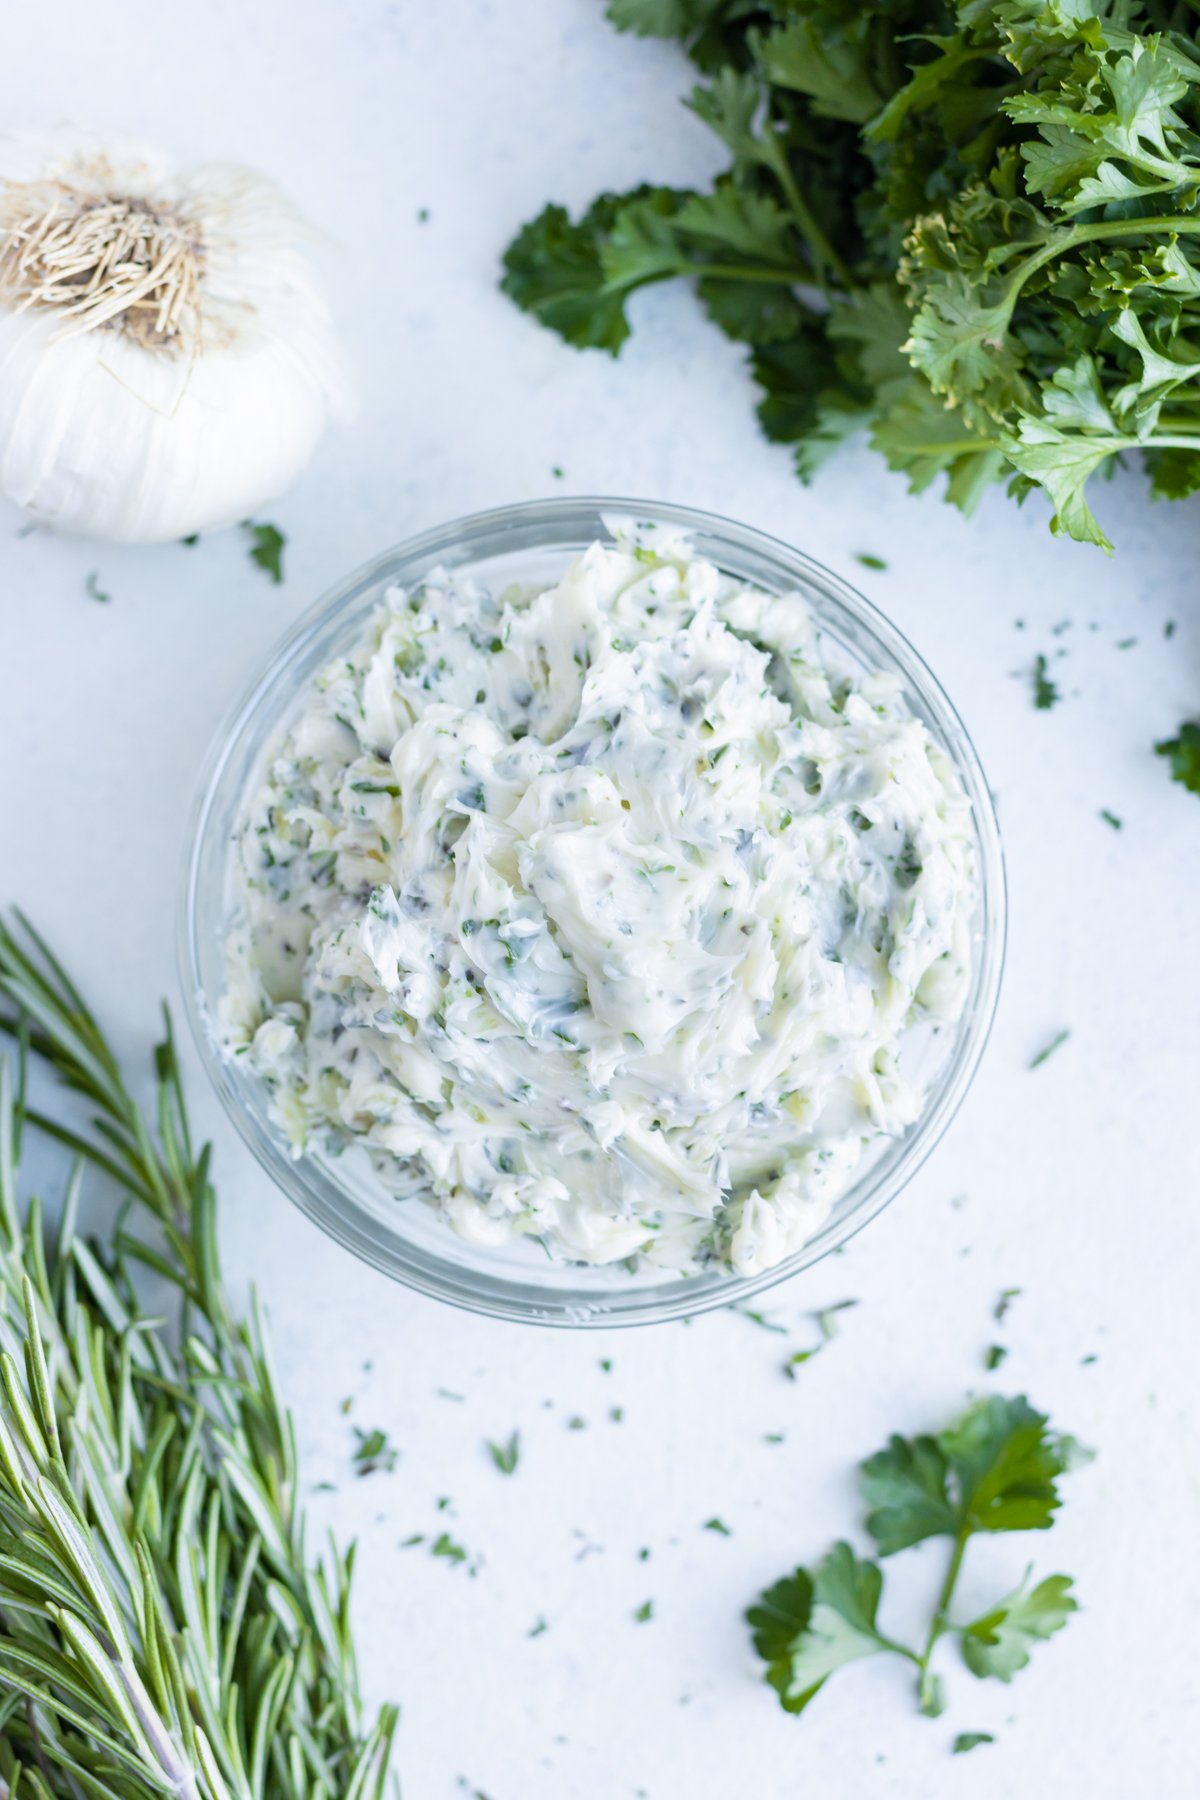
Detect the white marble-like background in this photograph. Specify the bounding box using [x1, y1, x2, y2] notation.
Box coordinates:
[2, 3, 1197, 1795]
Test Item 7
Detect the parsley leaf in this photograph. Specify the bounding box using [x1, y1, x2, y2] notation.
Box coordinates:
[752, 1395, 1089, 1724]
[953, 1731, 995, 1753]
[747, 1545, 892, 1715]
[504, 2, 1200, 552]
[961, 1573, 1078, 1681]
[1155, 721, 1200, 796]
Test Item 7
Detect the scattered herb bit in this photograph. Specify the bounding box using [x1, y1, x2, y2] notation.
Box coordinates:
[353, 1426, 398, 1476]
[180, 532, 199, 546]
[952, 1732, 995, 1754]
[1032, 655, 1059, 712]
[634, 1599, 654, 1623]
[1081, 1354, 1099, 1366]
[567, 1415, 587, 1431]
[748, 1395, 1087, 1721]
[438, 1386, 466, 1401]
[242, 518, 285, 583]
[1029, 1029, 1070, 1070]
[731, 1303, 788, 1334]
[610, 1406, 625, 1423]
[529, 1617, 549, 1638]
[551, 464, 565, 478]
[856, 553, 887, 571]
[1155, 722, 1200, 797]
[401, 1533, 425, 1548]
[765, 1432, 786, 1445]
[638, 1547, 651, 1562]
[599, 1357, 613, 1372]
[1099, 810, 1122, 831]
[984, 1345, 1007, 1372]
[783, 1349, 817, 1379]
[339, 1395, 353, 1414]
[704, 1517, 732, 1536]
[1165, 620, 1177, 639]
[815, 1299, 859, 1341]
[432, 1531, 469, 1566]
[417, 207, 430, 223]
[1115, 637, 1137, 650]
[994, 1288, 1021, 1324]
[487, 1430, 521, 1475]
[85, 570, 110, 604]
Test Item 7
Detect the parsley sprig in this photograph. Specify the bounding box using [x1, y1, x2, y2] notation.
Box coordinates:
[504, 1, 1200, 553]
[748, 1395, 1089, 1721]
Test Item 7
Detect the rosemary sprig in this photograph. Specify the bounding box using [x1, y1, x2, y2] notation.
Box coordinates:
[0, 913, 398, 1800]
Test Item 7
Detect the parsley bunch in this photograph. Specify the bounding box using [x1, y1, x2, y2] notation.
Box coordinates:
[503, 0, 1200, 552]
[748, 1395, 1090, 1722]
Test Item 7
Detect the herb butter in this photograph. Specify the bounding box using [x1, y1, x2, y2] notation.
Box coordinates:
[223, 526, 977, 1276]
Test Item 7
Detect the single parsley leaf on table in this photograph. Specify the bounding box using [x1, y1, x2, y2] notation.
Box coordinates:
[750, 1394, 1089, 1722]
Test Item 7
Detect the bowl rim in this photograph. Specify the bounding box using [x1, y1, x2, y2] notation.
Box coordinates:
[179, 494, 1007, 1327]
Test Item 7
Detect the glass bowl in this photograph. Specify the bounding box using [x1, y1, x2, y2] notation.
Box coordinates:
[180, 498, 1005, 1327]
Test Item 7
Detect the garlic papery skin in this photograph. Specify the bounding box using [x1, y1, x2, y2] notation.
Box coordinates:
[0, 127, 347, 543]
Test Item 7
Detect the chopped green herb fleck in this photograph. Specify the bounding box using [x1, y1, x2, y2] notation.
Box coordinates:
[180, 533, 199, 546]
[1029, 1029, 1070, 1070]
[487, 1430, 521, 1475]
[856, 553, 888, 571]
[704, 1517, 732, 1536]
[1033, 655, 1059, 711]
[352, 1426, 397, 1476]
[730, 1304, 787, 1334]
[242, 519, 286, 583]
[634, 1599, 654, 1623]
[1099, 809, 1122, 831]
[952, 1732, 995, 1754]
[994, 1288, 1021, 1324]
[1155, 722, 1200, 796]
[984, 1344, 1007, 1371]
[431, 1531, 469, 1565]
[85, 571, 110, 604]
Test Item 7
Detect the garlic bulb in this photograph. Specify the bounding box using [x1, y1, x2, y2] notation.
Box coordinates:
[0, 127, 347, 543]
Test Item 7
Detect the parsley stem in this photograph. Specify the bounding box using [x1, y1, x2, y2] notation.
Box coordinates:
[917, 1529, 969, 1679]
[756, 132, 853, 289]
[996, 215, 1200, 315]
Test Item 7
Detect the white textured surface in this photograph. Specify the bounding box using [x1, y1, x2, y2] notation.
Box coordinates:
[2, 3, 1198, 1795]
